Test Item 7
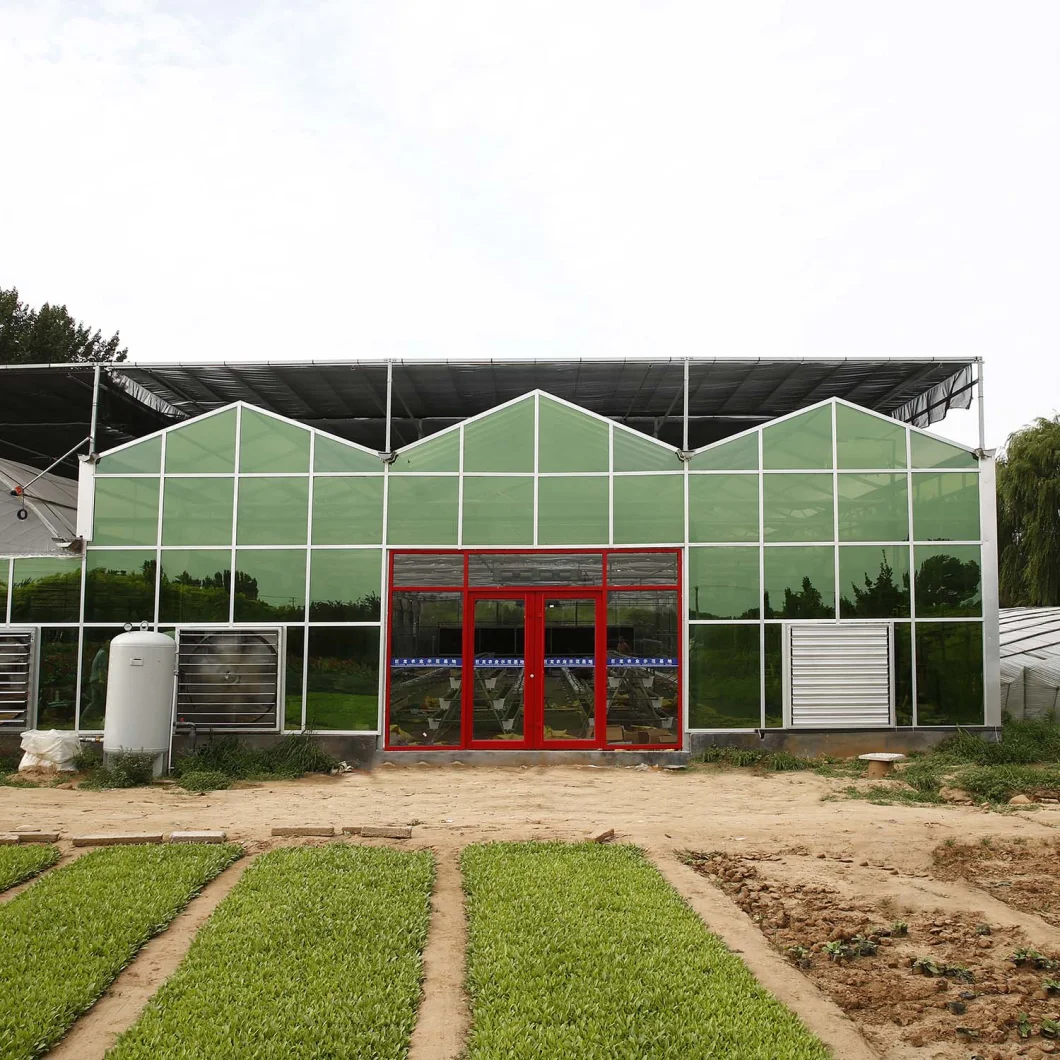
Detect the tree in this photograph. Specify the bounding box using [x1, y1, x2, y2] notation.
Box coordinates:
[997, 415, 1060, 607]
[0, 286, 127, 364]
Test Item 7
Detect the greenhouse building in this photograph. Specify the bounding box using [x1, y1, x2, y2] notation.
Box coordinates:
[0, 357, 999, 761]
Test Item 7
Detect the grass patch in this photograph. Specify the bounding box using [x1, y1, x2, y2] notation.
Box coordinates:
[837, 783, 944, 806]
[77, 750, 158, 790]
[697, 745, 827, 772]
[0, 844, 59, 892]
[0, 843, 240, 1059]
[108, 845, 433, 1060]
[173, 734, 337, 781]
[934, 716, 1060, 765]
[461, 842, 830, 1059]
[177, 770, 233, 792]
[956, 764, 1060, 802]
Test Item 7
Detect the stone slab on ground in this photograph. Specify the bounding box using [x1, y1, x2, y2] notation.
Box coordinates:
[270, 825, 334, 837]
[71, 833, 164, 847]
[169, 830, 227, 844]
[360, 825, 412, 839]
[16, 831, 60, 843]
[0, 834, 19, 845]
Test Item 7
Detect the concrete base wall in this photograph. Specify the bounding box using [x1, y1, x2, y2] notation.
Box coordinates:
[688, 727, 1002, 758]
[375, 749, 691, 767]
[171, 731, 377, 771]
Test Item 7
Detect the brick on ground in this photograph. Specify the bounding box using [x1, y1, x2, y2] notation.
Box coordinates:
[71, 833, 164, 847]
[16, 832, 60, 843]
[360, 825, 412, 839]
[270, 826, 334, 837]
[169, 830, 227, 844]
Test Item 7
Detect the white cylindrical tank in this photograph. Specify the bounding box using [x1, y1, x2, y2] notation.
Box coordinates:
[103, 632, 176, 768]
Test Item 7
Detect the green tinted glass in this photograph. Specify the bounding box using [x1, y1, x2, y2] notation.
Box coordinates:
[84, 550, 155, 623]
[10, 559, 82, 622]
[239, 408, 310, 473]
[164, 408, 237, 473]
[387, 476, 458, 545]
[99, 436, 162, 475]
[837, 473, 909, 541]
[839, 545, 910, 618]
[762, 405, 833, 469]
[284, 626, 304, 730]
[911, 433, 977, 469]
[37, 629, 77, 730]
[80, 628, 119, 729]
[688, 474, 759, 542]
[688, 547, 759, 619]
[688, 432, 759, 471]
[763, 546, 835, 618]
[309, 549, 382, 620]
[161, 478, 234, 546]
[612, 429, 679, 472]
[916, 622, 984, 724]
[912, 473, 980, 541]
[689, 625, 760, 728]
[233, 549, 306, 621]
[314, 435, 380, 473]
[835, 404, 907, 469]
[306, 627, 379, 730]
[237, 478, 309, 545]
[538, 397, 608, 472]
[311, 476, 383, 545]
[463, 399, 535, 473]
[159, 549, 231, 622]
[764, 624, 782, 726]
[612, 475, 683, 543]
[763, 474, 833, 542]
[914, 545, 982, 617]
[390, 430, 459, 473]
[462, 477, 534, 546]
[93, 478, 159, 545]
[538, 477, 608, 545]
[894, 623, 913, 725]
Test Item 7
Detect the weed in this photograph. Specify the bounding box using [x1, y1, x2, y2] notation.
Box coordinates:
[955, 764, 1060, 802]
[79, 751, 158, 790]
[891, 920, 909, 937]
[177, 771, 232, 793]
[937, 716, 1060, 765]
[841, 784, 943, 806]
[173, 734, 337, 781]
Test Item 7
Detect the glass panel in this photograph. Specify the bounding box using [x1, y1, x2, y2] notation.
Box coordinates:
[472, 598, 526, 741]
[311, 477, 383, 545]
[462, 477, 534, 546]
[314, 435, 381, 473]
[764, 624, 782, 726]
[79, 628, 119, 730]
[10, 559, 81, 622]
[93, 477, 159, 545]
[239, 408, 310, 474]
[161, 478, 234, 546]
[913, 473, 980, 541]
[688, 624, 760, 729]
[84, 550, 155, 623]
[763, 546, 835, 619]
[538, 398, 608, 473]
[233, 549, 306, 621]
[309, 549, 381, 620]
[99, 436, 162, 475]
[837, 474, 909, 542]
[688, 547, 759, 619]
[916, 622, 984, 724]
[835, 404, 908, 469]
[762, 405, 833, 470]
[284, 627, 304, 730]
[688, 433, 759, 471]
[388, 591, 463, 746]
[390, 431, 459, 473]
[469, 553, 602, 587]
[392, 553, 464, 587]
[165, 408, 237, 474]
[386, 477, 458, 545]
[608, 552, 678, 586]
[537, 477, 608, 546]
[159, 549, 232, 623]
[542, 597, 596, 742]
[612, 475, 683, 544]
[894, 623, 912, 725]
[763, 474, 834, 542]
[606, 591, 678, 745]
[839, 546, 911, 618]
[463, 399, 534, 474]
[236, 477, 308, 545]
[911, 432, 978, 470]
[612, 429, 679, 472]
[37, 628, 77, 730]
[305, 627, 380, 730]
[914, 545, 982, 617]
[689, 474, 759, 542]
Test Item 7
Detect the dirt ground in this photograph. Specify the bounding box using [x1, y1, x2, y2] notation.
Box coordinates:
[4, 763, 1060, 1060]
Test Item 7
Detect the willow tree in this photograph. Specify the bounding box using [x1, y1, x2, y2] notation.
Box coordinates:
[997, 415, 1060, 606]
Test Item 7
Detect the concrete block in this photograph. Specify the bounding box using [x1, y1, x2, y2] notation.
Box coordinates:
[0, 834, 19, 846]
[16, 832, 60, 843]
[341, 826, 362, 835]
[71, 833, 164, 847]
[170, 830, 227, 844]
[360, 825, 412, 839]
[270, 826, 334, 837]
[587, 828, 615, 844]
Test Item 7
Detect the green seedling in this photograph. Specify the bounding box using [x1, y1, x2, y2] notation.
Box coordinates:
[0, 844, 59, 892]
[1017, 1012, 1033, 1039]
[1010, 947, 1059, 970]
[891, 920, 909, 937]
[1041, 1019, 1060, 1039]
[1042, 978, 1060, 995]
[851, 934, 878, 957]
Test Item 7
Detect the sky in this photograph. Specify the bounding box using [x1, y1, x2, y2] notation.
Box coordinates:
[2, 0, 1058, 450]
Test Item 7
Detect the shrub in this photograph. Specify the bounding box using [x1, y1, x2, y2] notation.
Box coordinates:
[79, 750, 159, 790]
[178, 770, 232, 793]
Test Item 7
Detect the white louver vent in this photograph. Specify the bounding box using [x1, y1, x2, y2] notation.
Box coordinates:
[176, 629, 281, 731]
[0, 630, 34, 729]
[789, 624, 892, 728]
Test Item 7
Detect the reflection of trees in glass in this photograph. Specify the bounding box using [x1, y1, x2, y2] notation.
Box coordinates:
[841, 552, 910, 618]
[10, 569, 82, 620]
[915, 554, 981, 616]
[688, 628, 759, 727]
[85, 561, 156, 621]
[764, 578, 835, 619]
[159, 567, 232, 622]
[309, 592, 381, 621]
[916, 623, 983, 725]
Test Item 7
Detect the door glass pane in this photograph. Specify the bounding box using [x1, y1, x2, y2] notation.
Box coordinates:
[612, 475, 683, 543]
[84, 550, 156, 623]
[765, 624, 782, 726]
[612, 429, 679, 472]
[916, 622, 984, 724]
[688, 547, 759, 619]
[839, 545, 911, 618]
[314, 435, 381, 473]
[305, 627, 379, 730]
[461, 477, 534, 546]
[463, 399, 534, 473]
[763, 546, 835, 619]
[543, 598, 595, 741]
[392, 553, 464, 587]
[237, 478, 309, 545]
[239, 409, 310, 474]
[312, 477, 383, 545]
[763, 474, 834, 542]
[912, 473, 980, 541]
[38, 629, 77, 730]
[99, 436, 162, 475]
[689, 474, 759, 542]
[162, 478, 234, 546]
[309, 549, 381, 620]
[762, 405, 833, 469]
[836, 405, 908, 469]
[538, 397, 608, 472]
[606, 591, 678, 745]
[391, 431, 459, 473]
[689, 433, 759, 471]
[10, 559, 81, 622]
[473, 598, 526, 741]
[388, 591, 464, 747]
[537, 477, 608, 546]
[914, 545, 982, 617]
[689, 624, 760, 729]
[386, 477, 459, 545]
[93, 477, 159, 545]
[608, 552, 678, 586]
[159, 549, 232, 622]
[911, 433, 977, 469]
[894, 623, 913, 725]
[469, 553, 602, 587]
[165, 409, 237, 474]
[233, 549, 306, 621]
[837, 474, 909, 542]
